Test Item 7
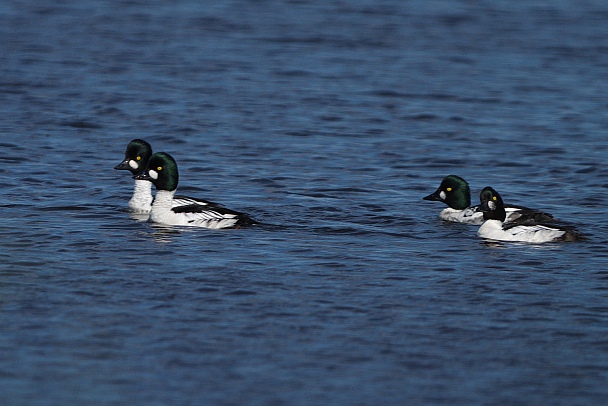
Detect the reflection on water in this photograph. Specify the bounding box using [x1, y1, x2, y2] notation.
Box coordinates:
[149, 223, 184, 243]
[129, 212, 149, 223]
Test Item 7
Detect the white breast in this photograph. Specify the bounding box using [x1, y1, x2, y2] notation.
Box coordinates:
[128, 179, 154, 213]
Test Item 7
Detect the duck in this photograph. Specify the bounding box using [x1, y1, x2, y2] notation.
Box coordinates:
[133, 152, 255, 229]
[423, 175, 554, 224]
[115, 139, 219, 214]
[477, 186, 583, 243]
[115, 139, 156, 213]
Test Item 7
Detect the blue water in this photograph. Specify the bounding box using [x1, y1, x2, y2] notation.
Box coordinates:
[2, 1, 608, 404]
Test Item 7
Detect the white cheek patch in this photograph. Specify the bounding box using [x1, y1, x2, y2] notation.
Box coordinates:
[439, 191, 446, 200]
[149, 170, 159, 180]
[129, 160, 138, 169]
[488, 201, 496, 210]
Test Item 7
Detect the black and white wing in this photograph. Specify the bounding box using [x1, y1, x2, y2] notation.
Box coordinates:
[172, 203, 255, 229]
[504, 205, 555, 224]
[173, 194, 224, 209]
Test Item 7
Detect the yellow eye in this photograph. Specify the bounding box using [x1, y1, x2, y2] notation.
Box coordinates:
[136, 156, 142, 161]
[446, 187, 452, 192]
[157, 166, 163, 171]
[493, 196, 497, 201]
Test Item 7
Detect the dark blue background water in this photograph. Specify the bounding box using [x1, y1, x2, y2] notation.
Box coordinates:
[2, 1, 608, 404]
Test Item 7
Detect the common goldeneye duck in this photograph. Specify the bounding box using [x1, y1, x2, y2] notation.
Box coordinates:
[133, 152, 255, 229]
[423, 175, 554, 224]
[423, 175, 481, 223]
[115, 139, 155, 213]
[477, 187, 584, 243]
[115, 139, 217, 214]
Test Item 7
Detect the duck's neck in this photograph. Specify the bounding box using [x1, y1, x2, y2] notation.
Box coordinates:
[483, 207, 506, 222]
[129, 179, 153, 211]
[133, 179, 152, 198]
[153, 189, 176, 209]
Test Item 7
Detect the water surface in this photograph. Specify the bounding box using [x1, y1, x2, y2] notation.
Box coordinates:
[1, 1, 608, 404]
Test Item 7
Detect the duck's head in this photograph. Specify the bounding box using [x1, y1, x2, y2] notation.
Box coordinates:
[479, 186, 506, 221]
[115, 139, 153, 175]
[423, 175, 471, 210]
[133, 152, 179, 192]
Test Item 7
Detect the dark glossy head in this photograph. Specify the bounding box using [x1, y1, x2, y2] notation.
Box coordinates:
[133, 152, 179, 192]
[115, 139, 153, 175]
[479, 186, 506, 222]
[423, 175, 471, 210]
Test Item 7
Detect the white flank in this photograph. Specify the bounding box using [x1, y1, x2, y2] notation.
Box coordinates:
[439, 207, 484, 224]
[478, 220, 565, 243]
[149, 190, 239, 229]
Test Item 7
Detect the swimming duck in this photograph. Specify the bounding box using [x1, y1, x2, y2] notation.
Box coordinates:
[423, 175, 554, 224]
[115, 139, 219, 214]
[114, 139, 155, 213]
[477, 186, 583, 243]
[133, 152, 255, 229]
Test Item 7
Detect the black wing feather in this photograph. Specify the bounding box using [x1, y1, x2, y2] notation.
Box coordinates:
[171, 204, 242, 215]
[173, 195, 224, 208]
[171, 203, 256, 226]
[504, 207, 555, 227]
